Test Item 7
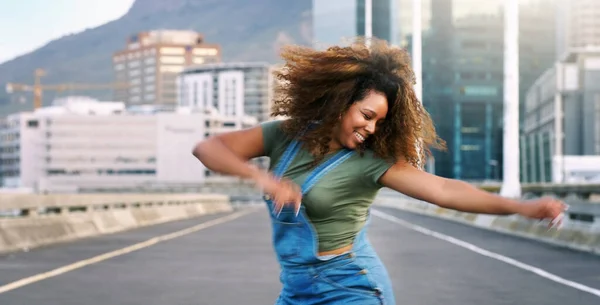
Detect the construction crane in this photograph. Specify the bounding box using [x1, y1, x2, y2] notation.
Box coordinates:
[5, 69, 129, 110]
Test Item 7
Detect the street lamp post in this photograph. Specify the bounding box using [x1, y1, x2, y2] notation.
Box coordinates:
[411, 0, 434, 172]
[499, 0, 522, 198]
[412, 0, 422, 102]
[365, 0, 372, 47]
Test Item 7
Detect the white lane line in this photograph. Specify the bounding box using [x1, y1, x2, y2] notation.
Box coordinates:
[372, 209, 600, 298]
[0, 209, 256, 295]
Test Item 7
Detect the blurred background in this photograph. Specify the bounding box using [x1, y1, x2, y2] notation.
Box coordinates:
[0, 2, 599, 304]
[1, 0, 599, 195]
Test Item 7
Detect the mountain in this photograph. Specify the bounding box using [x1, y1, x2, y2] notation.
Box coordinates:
[0, 0, 311, 113]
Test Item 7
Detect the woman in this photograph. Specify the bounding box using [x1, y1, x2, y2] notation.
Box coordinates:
[192, 38, 566, 305]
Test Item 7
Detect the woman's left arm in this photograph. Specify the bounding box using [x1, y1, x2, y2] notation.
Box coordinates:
[379, 160, 567, 222]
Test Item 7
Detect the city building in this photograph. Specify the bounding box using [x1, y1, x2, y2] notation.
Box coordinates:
[556, 0, 600, 58]
[521, 50, 600, 183]
[0, 96, 256, 193]
[112, 30, 221, 107]
[176, 62, 275, 123]
[519, 0, 600, 183]
[431, 13, 505, 181]
[0, 112, 39, 190]
[312, 0, 399, 48]
[396, 0, 432, 48]
[421, 0, 557, 181]
[398, 0, 506, 49]
[519, 0, 558, 132]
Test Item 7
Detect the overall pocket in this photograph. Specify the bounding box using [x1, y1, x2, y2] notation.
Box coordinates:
[316, 256, 384, 302]
[265, 198, 302, 260]
[265, 196, 301, 225]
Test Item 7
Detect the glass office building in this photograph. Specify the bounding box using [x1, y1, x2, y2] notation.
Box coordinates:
[422, 0, 556, 181]
[312, 0, 398, 48]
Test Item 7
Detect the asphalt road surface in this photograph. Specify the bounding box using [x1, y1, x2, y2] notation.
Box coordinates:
[1, 205, 599, 305]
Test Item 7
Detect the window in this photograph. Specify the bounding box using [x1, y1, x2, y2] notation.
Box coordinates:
[203, 82, 209, 108]
[461, 41, 486, 49]
[596, 94, 600, 154]
[193, 48, 218, 56]
[193, 82, 198, 107]
[460, 144, 481, 151]
[160, 47, 185, 55]
[27, 120, 38, 128]
[160, 56, 186, 65]
[463, 86, 498, 97]
[160, 66, 184, 73]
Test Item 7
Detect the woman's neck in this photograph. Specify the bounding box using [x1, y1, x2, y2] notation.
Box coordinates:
[306, 139, 342, 156]
[328, 140, 342, 152]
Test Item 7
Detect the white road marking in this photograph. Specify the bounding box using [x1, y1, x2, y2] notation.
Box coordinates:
[0, 209, 256, 294]
[372, 209, 600, 298]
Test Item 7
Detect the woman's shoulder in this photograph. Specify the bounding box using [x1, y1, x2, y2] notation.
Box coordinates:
[260, 119, 291, 140]
[260, 119, 293, 157]
[355, 149, 395, 188]
[260, 118, 285, 129]
[357, 149, 393, 162]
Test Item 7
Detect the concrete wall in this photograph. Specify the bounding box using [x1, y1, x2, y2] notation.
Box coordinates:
[0, 193, 232, 254]
[156, 114, 206, 184]
[375, 190, 600, 255]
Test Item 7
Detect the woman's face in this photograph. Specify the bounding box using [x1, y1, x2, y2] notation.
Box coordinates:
[333, 90, 388, 150]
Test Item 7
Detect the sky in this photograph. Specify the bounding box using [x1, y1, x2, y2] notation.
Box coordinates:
[0, 0, 555, 65]
[0, 0, 135, 64]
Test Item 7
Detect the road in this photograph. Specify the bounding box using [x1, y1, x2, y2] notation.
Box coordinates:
[0, 205, 599, 305]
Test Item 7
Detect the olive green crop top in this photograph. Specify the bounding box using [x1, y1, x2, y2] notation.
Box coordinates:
[261, 119, 394, 252]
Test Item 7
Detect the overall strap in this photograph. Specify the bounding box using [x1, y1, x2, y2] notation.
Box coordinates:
[272, 139, 301, 178]
[301, 149, 355, 195]
[272, 122, 319, 178]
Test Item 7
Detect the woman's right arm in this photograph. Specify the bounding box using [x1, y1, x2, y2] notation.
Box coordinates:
[192, 125, 302, 213]
[192, 125, 267, 182]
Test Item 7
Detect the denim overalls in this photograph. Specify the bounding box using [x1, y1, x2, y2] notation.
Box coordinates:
[263, 138, 396, 305]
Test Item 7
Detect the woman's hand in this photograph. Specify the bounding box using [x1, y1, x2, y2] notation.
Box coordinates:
[515, 197, 569, 227]
[252, 170, 302, 216]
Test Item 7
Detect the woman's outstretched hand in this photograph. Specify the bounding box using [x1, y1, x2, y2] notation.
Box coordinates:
[515, 197, 569, 228]
[252, 169, 302, 216]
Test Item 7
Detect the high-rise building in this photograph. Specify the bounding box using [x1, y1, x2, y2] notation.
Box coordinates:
[521, 0, 600, 183]
[422, 0, 556, 181]
[398, 0, 504, 49]
[427, 13, 505, 181]
[564, 0, 600, 53]
[554, 0, 600, 59]
[312, 0, 398, 48]
[396, 0, 432, 48]
[522, 50, 600, 183]
[519, 0, 558, 129]
[176, 62, 275, 123]
[112, 30, 221, 107]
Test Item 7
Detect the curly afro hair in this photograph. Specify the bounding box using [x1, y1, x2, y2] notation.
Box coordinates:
[270, 37, 446, 169]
